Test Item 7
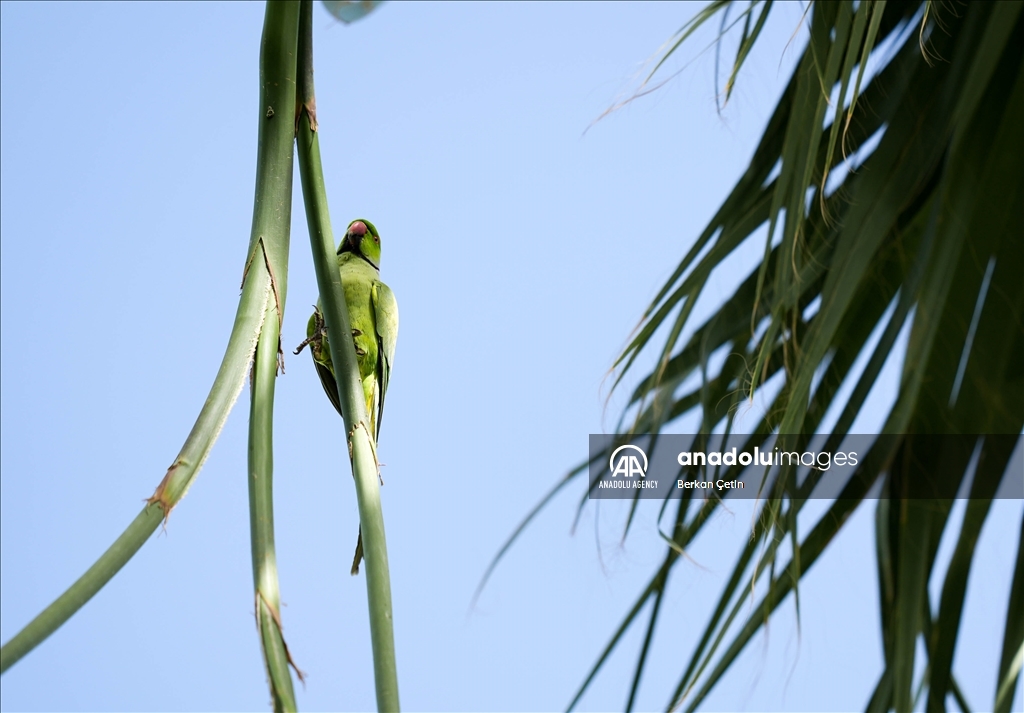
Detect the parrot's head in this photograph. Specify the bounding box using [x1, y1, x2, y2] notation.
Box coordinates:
[339, 218, 380, 269]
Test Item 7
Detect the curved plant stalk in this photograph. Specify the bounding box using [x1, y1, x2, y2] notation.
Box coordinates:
[0, 249, 280, 671]
[0, 505, 166, 674]
[0, 239, 273, 673]
[0, 250, 278, 669]
[295, 2, 400, 710]
[246, 2, 301, 711]
[251, 305, 301, 713]
[0, 0, 301, 680]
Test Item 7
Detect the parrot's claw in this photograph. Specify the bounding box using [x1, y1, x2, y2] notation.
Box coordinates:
[294, 308, 328, 355]
[293, 333, 317, 355]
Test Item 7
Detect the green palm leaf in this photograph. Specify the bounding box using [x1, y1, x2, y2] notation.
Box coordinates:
[494, 1, 1023, 710]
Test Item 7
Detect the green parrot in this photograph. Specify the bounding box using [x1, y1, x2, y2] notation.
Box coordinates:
[298, 218, 398, 575]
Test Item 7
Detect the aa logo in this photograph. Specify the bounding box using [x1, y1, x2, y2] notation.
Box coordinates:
[609, 444, 648, 478]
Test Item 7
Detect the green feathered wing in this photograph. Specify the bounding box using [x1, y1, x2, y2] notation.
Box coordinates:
[370, 280, 398, 439]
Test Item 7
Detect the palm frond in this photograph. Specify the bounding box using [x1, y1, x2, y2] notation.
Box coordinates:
[571, 1, 1024, 709]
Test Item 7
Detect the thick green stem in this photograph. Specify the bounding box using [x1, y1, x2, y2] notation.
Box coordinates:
[0, 0, 302, 681]
[247, 2, 301, 710]
[0, 250, 275, 674]
[251, 305, 298, 713]
[296, 3, 400, 709]
[0, 506, 164, 672]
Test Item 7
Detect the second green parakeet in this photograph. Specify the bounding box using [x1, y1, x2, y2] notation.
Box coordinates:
[299, 218, 398, 575]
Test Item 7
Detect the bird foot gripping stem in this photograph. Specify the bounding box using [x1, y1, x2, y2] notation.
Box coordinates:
[293, 306, 327, 356]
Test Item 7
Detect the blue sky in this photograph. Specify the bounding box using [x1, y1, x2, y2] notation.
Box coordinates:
[1, 2, 1021, 711]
